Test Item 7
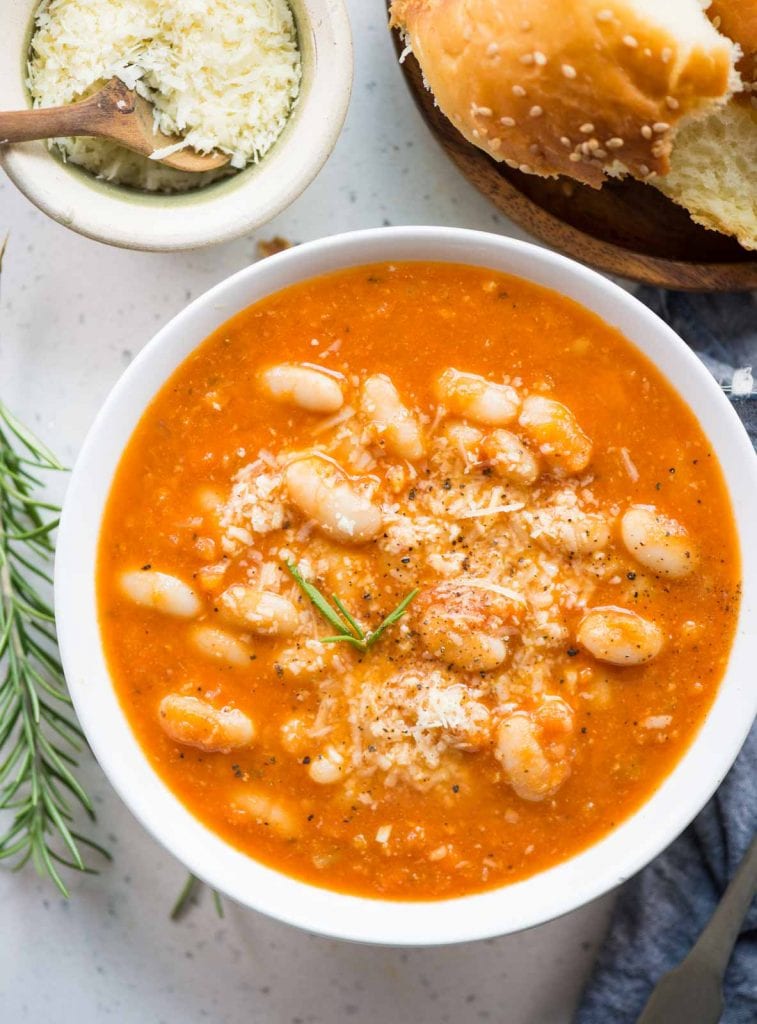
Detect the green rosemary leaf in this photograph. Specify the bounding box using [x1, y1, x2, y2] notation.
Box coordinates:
[212, 889, 225, 918]
[364, 588, 420, 648]
[320, 634, 368, 651]
[285, 562, 419, 655]
[170, 872, 201, 921]
[330, 594, 365, 641]
[0, 382, 106, 896]
[285, 562, 354, 637]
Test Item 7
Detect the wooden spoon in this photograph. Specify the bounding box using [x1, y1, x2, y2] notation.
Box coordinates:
[0, 77, 231, 173]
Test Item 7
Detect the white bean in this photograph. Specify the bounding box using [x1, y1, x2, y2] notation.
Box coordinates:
[621, 506, 697, 578]
[496, 696, 575, 801]
[308, 749, 343, 785]
[518, 395, 592, 475]
[577, 606, 663, 666]
[416, 581, 522, 671]
[481, 429, 540, 485]
[230, 791, 300, 838]
[120, 569, 201, 618]
[189, 624, 252, 667]
[159, 694, 254, 753]
[435, 368, 520, 426]
[218, 585, 299, 636]
[260, 363, 344, 413]
[360, 374, 426, 461]
[442, 421, 484, 465]
[284, 456, 382, 544]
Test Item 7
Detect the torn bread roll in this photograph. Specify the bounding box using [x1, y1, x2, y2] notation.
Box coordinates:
[391, 0, 755, 249]
[654, 1, 756, 249]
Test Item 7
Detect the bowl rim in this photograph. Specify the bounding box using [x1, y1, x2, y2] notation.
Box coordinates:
[0, 0, 353, 251]
[54, 226, 757, 945]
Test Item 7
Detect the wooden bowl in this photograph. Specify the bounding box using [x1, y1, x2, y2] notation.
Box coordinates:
[390, 28, 757, 291]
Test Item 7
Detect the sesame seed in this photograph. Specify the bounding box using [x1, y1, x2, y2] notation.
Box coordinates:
[639, 163, 650, 176]
[622, 34, 638, 48]
[533, 51, 548, 66]
[489, 137, 502, 151]
[652, 122, 670, 133]
[596, 9, 613, 21]
[641, 125, 653, 140]
[472, 129, 480, 139]
[579, 123, 595, 134]
[606, 137, 624, 149]
[666, 96, 680, 110]
[505, 158, 519, 169]
[529, 105, 543, 118]
[560, 136, 571, 147]
[712, 15, 721, 28]
[661, 47, 673, 64]
[642, 47, 652, 58]
[500, 116, 516, 127]
[651, 141, 666, 157]
[486, 42, 500, 56]
[477, 106, 494, 117]
[529, 143, 540, 154]
[519, 163, 532, 173]
[568, 152, 582, 162]
[561, 64, 577, 79]
[594, 148, 607, 159]
[586, 138, 600, 150]
[519, 53, 534, 65]
[512, 85, 527, 97]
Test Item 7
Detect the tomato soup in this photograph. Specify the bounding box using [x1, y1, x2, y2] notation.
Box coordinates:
[97, 262, 740, 899]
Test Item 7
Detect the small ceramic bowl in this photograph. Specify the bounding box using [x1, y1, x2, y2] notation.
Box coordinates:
[55, 227, 757, 945]
[0, 1, 352, 251]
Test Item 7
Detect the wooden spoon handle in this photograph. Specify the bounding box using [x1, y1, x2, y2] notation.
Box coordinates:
[0, 87, 134, 144]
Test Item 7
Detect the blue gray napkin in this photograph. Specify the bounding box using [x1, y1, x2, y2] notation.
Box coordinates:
[575, 289, 757, 1024]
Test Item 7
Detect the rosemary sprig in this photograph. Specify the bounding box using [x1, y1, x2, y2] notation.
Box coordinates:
[286, 562, 419, 653]
[0, 396, 107, 895]
[170, 872, 225, 921]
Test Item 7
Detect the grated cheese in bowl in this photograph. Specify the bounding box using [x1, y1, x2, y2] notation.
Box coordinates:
[27, 0, 302, 192]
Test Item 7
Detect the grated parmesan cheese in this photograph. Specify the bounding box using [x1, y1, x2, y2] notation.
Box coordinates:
[27, 0, 301, 192]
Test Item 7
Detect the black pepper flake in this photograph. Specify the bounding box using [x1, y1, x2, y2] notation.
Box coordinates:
[274, 663, 284, 678]
[401, 557, 411, 564]
[302, 756, 311, 764]
[627, 571, 636, 580]
[452, 784, 460, 793]
[307, 814, 314, 821]
[443, 478, 452, 491]
[580, 727, 587, 734]
[567, 647, 579, 657]
[141, 564, 152, 571]
[408, 488, 416, 500]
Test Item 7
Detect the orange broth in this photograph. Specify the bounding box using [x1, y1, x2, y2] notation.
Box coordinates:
[97, 262, 740, 899]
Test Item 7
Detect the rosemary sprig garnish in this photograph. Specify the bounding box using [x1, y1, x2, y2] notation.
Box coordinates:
[286, 562, 419, 653]
[0, 399, 108, 895]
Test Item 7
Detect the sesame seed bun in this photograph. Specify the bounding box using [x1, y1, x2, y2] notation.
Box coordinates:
[707, 0, 756, 105]
[651, 2, 757, 250]
[390, 0, 741, 188]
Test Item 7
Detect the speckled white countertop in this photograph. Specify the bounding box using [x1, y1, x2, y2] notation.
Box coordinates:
[0, 3, 615, 1020]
